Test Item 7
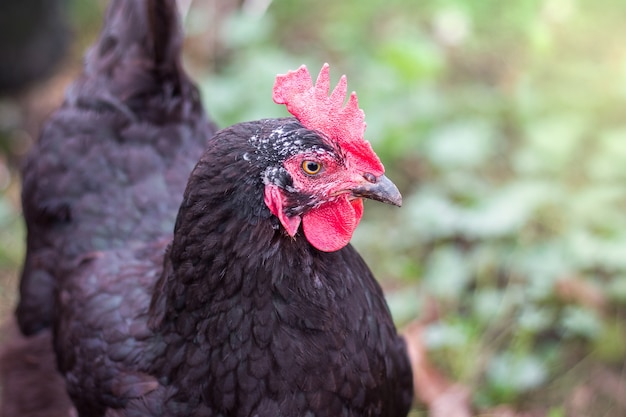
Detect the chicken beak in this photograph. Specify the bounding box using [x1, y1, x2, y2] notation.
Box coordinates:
[352, 174, 402, 207]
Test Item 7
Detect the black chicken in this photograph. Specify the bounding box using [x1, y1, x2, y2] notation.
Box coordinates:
[55, 89, 414, 417]
[16, 0, 214, 336]
[20, 0, 414, 416]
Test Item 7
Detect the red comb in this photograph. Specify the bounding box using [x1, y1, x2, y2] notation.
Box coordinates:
[273, 64, 384, 175]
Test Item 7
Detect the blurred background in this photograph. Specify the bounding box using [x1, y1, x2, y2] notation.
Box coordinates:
[1, 0, 626, 415]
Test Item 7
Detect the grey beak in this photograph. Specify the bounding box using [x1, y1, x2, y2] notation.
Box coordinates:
[352, 174, 402, 207]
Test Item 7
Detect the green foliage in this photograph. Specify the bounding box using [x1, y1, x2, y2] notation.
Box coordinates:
[0, 188, 23, 268]
[0, 183, 24, 318]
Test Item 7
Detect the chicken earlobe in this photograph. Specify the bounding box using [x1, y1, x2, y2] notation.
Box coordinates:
[264, 184, 301, 237]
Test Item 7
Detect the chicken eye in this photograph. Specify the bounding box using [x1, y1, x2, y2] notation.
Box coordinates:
[302, 160, 322, 175]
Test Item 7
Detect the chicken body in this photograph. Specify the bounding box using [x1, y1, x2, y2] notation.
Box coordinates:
[55, 119, 413, 417]
[17, 0, 214, 335]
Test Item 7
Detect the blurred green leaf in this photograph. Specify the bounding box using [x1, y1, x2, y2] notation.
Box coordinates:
[487, 352, 548, 397]
[424, 119, 496, 169]
[592, 319, 626, 363]
[423, 247, 471, 299]
[423, 321, 471, 350]
[377, 37, 445, 82]
[560, 306, 603, 339]
[385, 287, 423, 325]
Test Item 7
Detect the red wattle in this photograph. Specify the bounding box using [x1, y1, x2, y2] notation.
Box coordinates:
[302, 197, 364, 252]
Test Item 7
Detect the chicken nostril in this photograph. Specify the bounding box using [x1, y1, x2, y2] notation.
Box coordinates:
[363, 172, 377, 183]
